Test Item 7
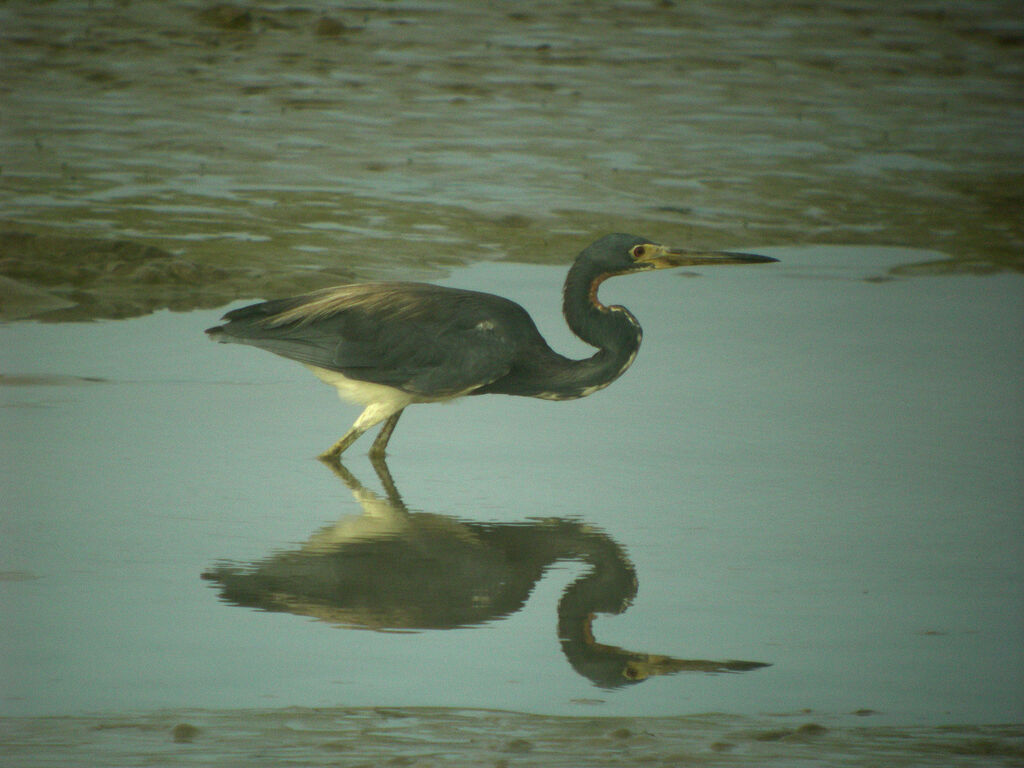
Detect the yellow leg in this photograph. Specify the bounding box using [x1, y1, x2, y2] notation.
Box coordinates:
[319, 427, 365, 461]
[368, 410, 403, 458]
[319, 408, 404, 461]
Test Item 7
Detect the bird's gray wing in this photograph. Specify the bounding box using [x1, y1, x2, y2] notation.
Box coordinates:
[208, 283, 528, 397]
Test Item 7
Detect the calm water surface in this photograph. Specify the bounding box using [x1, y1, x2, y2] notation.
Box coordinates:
[2, 247, 1021, 727]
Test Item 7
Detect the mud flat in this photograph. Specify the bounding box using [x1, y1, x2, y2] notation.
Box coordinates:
[2, 707, 1022, 768]
[2, 1, 1022, 321]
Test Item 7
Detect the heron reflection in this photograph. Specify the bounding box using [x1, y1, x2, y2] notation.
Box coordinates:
[202, 460, 768, 688]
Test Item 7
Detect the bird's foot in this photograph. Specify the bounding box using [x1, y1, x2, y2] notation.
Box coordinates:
[319, 429, 363, 461]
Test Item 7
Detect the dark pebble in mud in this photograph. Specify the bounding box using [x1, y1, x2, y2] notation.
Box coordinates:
[754, 723, 827, 742]
[315, 17, 350, 36]
[503, 738, 533, 753]
[197, 5, 252, 31]
[171, 723, 200, 743]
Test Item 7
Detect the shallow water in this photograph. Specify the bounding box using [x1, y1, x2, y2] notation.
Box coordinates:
[2, 247, 1022, 733]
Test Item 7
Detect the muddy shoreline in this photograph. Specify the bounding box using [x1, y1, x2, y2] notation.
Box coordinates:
[2, 1, 1022, 321]
[3, 707, 1022, 767]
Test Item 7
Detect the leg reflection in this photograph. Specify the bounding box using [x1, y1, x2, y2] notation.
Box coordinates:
[204, 459, 769, 687]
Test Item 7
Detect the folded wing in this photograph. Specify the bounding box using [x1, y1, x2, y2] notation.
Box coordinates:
[206, 282, 536, 397]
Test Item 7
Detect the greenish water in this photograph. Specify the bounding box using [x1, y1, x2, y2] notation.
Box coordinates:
[2, 250, 1021, 726]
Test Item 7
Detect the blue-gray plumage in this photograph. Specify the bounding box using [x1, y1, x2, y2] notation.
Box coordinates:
[206, 234, 777, 459]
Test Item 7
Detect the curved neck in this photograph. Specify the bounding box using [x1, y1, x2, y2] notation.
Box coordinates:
[475, 257, 645, 401]
[551, 257, 642, 398]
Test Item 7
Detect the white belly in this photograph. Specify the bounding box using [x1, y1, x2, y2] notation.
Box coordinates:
[306, 365, 478, 433]
[307, 365, 415, 410]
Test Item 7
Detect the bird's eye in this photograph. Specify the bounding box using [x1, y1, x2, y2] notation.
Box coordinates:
[632, 246, 646, 259]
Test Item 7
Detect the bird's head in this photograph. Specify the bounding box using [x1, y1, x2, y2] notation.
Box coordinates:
[581, 233, 778, 276]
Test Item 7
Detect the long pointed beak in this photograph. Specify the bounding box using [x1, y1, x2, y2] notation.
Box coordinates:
[640, 245, 778, 269]
[623, 655, 771, 680]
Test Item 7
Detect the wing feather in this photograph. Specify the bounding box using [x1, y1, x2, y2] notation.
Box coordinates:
[207, 283, 537, 397]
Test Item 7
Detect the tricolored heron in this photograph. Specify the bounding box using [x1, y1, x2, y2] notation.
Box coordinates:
[206, 233, 777, 459]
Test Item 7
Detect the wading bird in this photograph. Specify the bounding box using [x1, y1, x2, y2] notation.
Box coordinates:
[206, 233, 776, 459]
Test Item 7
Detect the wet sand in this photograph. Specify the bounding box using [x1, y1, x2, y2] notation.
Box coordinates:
[3, 707, 1022, 768]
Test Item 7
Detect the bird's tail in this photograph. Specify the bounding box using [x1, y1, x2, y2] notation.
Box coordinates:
[204, 325, 231, 342]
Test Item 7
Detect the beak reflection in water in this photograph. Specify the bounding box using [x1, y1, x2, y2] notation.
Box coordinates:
[202, 459, 768, 689]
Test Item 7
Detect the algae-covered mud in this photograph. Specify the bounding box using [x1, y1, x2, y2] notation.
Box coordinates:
[2, 708, 1022, 768]
[1, 0, 1022, 320]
